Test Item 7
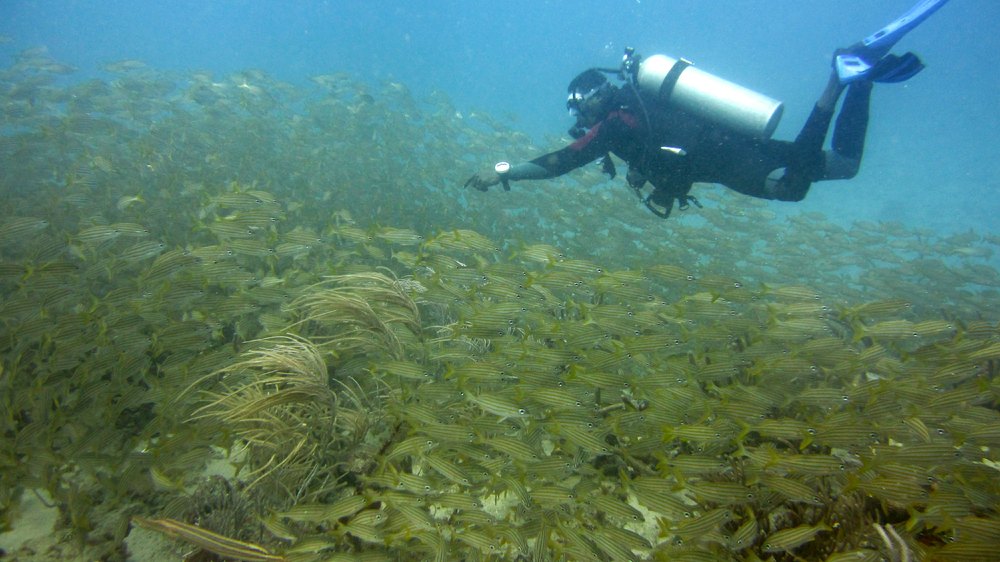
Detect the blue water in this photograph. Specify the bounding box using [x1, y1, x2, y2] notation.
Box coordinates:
[2, 0, 997, 235]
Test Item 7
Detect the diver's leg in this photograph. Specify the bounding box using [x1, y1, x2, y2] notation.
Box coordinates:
[796, 71, 842, 151]
[760, 72, 842, 201]
[824, 79, 873, 180]
[817, 71, 846, 113]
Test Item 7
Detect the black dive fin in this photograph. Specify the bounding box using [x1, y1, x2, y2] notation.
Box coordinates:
[869, 52, 925, 83]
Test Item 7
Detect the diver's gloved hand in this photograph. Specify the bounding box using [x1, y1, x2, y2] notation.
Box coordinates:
[463, 169, 501, 192]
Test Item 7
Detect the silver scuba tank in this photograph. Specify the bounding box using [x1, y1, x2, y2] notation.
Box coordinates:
[636, 54, 784, 139]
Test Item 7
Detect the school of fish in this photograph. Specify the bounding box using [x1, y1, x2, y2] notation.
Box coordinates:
[1, 47, 999, 561]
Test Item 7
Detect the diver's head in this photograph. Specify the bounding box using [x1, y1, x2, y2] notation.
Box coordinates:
[566, 69, 615, 130]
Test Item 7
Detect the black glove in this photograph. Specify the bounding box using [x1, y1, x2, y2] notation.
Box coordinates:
[463, 169, 501, 192]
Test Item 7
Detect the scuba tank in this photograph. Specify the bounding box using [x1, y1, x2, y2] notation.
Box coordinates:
[624, 49, 784, 139]
[583, 49, 784, 218]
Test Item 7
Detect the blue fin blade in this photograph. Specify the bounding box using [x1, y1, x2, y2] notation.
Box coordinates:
[836, 0, 949, 84]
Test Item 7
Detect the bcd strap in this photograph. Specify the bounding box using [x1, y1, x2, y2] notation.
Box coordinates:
[644, 193, 702, 219]
[644, 195, 673, 218]
[677, 194, 702, 211]
[658, 58, 693, 102]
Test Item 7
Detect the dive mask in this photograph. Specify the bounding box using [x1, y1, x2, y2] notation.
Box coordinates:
[566, 85, 606, 117]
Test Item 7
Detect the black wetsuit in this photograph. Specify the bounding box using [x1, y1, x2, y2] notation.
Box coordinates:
[508, 83, 872, 215]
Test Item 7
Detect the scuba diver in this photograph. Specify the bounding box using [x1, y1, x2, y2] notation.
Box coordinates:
[464, 0, 948, 218]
